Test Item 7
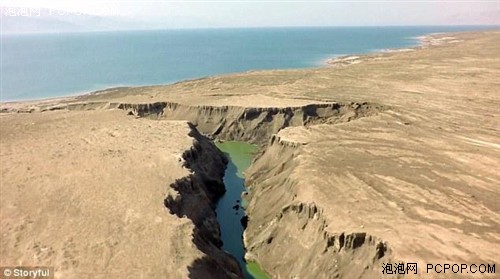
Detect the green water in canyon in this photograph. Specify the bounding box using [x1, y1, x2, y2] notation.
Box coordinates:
[215, 141, 269, 279]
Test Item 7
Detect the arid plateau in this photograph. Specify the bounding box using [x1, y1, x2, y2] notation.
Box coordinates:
[1, 30, 499, 278]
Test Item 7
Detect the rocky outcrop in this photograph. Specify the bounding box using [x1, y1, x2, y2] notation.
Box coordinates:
[30, 99, 389, 278]
[117, 101, 383, 144]
[27, 100, 383, 145]
[164, 124, 243, 279]
[244, 136, 396, 279]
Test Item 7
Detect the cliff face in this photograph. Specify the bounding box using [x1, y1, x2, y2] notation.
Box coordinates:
[23, 100, 382, 145]
[8, 99, 385, 278]
[28, 100, 388, 278]
[164, 124, 243, 279]
[0, 111, 243, 279]
[116, 101, 383, 144]
[244, 135, 395, 279]
[3, 31, 499, 279]
[114, 100, 390, 278]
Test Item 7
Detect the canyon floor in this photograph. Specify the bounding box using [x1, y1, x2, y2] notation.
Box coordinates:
[1, 30, 499, 279]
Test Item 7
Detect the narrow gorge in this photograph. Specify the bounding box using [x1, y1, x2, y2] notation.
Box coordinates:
[5, 98, 400, 278]
[3, 31, 499, 279]
[120, 100, 395, 278]
[3, 98, 392, 278]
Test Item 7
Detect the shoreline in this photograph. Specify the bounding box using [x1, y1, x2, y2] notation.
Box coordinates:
[323, 31, 464, 67]
[321, 35, 422, 66]
[1, 29, 499, 279]
[0, 29, 478, 106]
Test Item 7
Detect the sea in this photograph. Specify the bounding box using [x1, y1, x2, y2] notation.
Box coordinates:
[0, 26, 495, 101]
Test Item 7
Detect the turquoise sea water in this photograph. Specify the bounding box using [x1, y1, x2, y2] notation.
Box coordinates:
[0, 26, 495, 101]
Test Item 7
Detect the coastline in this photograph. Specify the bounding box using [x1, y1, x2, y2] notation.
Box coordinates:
[1, 29, 499, 278]
[323, 31, 463, 67]
[0, 31, 449, 114]
[0, 29, 477, 108]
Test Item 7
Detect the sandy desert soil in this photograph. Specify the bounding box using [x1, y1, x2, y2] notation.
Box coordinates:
[1, 30, 499, 278]
[0, 111, 242, 279]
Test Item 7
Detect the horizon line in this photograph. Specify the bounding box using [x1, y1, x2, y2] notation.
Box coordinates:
[2, 24, 499, 36]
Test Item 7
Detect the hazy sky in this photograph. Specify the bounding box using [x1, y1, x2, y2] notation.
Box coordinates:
[3, 0, 499, 27]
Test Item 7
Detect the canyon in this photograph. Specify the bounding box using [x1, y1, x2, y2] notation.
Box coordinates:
[1, 30, 499, 278]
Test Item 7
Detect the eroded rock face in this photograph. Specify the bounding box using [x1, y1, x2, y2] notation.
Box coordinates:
[244, 136, 396, 279]
[23, 100, 383, 145]
[117, 101, 383, 144]
[164, 124, 243, 279]
[4, 98, 384, 278]
[0, 112, 243, 279]
[129, 102, 396, 278]
[4, 31, 498, 279]
[33, 100, 389, 278]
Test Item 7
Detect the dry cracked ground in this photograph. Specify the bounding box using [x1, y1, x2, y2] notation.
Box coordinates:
[1, 30, 499, 278]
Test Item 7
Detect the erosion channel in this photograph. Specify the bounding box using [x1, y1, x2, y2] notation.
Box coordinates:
[215, 141, 269, 279]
